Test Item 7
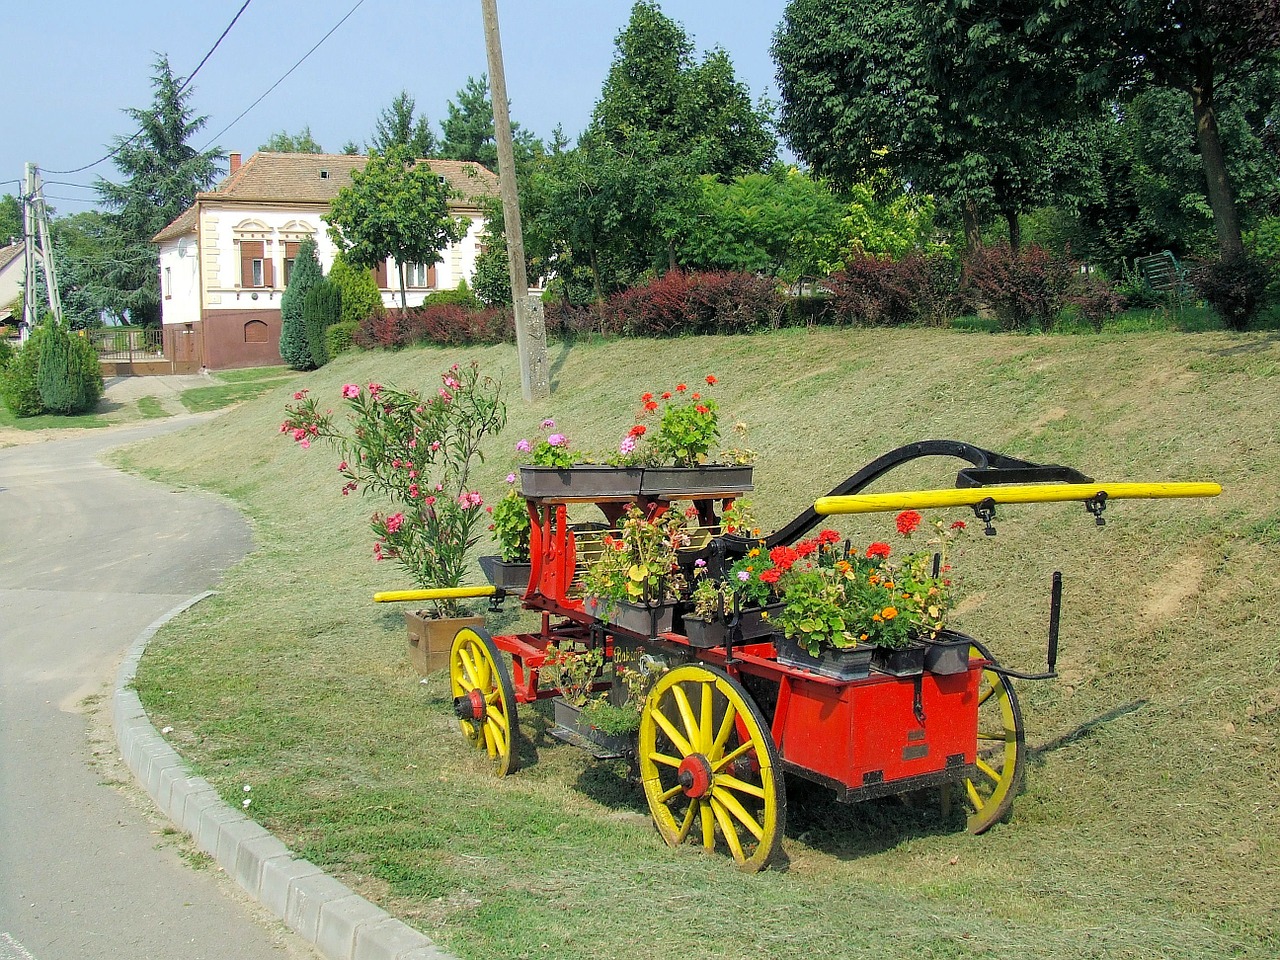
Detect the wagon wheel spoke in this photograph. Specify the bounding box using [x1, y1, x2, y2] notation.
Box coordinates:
[449, 628, 518, 777]
[962, 659, 1024, 834]
[639, 665, 785, 872]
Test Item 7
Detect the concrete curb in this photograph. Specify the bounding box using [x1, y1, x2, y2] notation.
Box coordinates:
[113, 592, 456, 960]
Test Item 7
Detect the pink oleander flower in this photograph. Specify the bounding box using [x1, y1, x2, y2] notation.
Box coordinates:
[409, 483, 420, 498]
[338, 461, 348, 471]
[293, 390, 307, 400]
[367, 383, 382, 397]
[408, 439, 416, 449]
[430, 441, 441, 451]
[458, 491, 484, 509]
[292, 428, 306, 441]
[298, 438, 310, 449]
[385, 513, 405, 534]
[424, 495, 436, 506]
[341, 384, 360, 399]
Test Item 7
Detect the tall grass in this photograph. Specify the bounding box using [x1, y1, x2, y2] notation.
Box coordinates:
[118, 328, 1279, 959]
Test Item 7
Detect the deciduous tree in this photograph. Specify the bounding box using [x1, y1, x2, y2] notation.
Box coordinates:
[324, 145, 467, 313]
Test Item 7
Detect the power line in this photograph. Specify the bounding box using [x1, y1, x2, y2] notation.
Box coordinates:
[43, 180, 99, 191]
[45, 0, 255, 175]
[201, 0, 369, 150]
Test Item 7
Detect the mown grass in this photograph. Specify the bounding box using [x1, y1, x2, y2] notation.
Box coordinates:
[179, 366, 298, 413]
[118, 328, 1279, 959]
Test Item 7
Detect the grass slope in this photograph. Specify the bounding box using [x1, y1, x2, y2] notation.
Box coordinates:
[116, 328, 1280, 960]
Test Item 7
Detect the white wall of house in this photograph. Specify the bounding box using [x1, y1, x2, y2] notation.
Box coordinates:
[159, 203, 485, 326]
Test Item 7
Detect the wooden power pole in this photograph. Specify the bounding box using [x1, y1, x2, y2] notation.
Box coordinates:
[480, 0, 550, 401]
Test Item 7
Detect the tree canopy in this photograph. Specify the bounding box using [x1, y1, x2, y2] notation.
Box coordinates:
[93, 54, 222, 324]
[369, 90, 437, 158]
[260, 126, 324, 153]
[324, 145, 467, 311]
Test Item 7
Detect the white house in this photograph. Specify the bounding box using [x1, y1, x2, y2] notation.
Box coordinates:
[152, 152, 498, 370]
[0, 241, 27, 333]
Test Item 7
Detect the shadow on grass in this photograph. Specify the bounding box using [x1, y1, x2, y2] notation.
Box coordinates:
[1027, 699, 1147, 760]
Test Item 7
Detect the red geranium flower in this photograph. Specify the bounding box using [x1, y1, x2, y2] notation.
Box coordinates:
[696, 404, 709, 414]
[676, 383, 687, 392]
[661, 392, 672, 400]
[644, 400, 659, 412]
[641, 392, 653, 403]
[759, 568, 781, 584]
[896, 510, 923, 536]
[706, 375, 717, 385]
[795, 539, 818, 558]
[866, 542, 891, 559]
[769, 545, 800, 572]
[629, 424, 647, 437]
[817, 529, 841, 545]
[951, 520, 966, 530]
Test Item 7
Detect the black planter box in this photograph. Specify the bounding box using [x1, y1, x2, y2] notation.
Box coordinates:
[519, 465, 643, 499]
[478, 555, 531, 592]
[922, 630, 974, 675]
[639, 465, 754, 496]
[871, 643, 926, 677]
[550, 698, 632, 759]
[775, 634, 874, 681]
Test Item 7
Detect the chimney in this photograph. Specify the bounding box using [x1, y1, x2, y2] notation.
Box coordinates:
[229, 152, 242, 174]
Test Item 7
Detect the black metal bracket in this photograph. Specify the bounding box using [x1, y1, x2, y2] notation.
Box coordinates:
[1085, 491, 1108, 526]
[972, 497, 998, 537]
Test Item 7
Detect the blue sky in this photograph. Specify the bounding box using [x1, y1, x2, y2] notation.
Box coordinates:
[5, 0, 791, 216]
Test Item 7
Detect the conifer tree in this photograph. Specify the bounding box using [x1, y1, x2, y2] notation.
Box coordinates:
[303, 278, 342, 368]
[279, 237, 322, 369]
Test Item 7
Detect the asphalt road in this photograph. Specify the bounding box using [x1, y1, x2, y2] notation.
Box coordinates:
[0, 419, 318, 960]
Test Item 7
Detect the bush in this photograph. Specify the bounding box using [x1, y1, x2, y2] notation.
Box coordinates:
[326, 320, 358, 356]
[303, 278, 342, 368]
[36, 320, 101, 414]
[822, 254, 969, 328]
[328, 255, 383, 328]
[1, 329, 44, 417]
[602, 271, 785, 337]
[352, 303, 513, 350]
[0, 336, 13, 373]
[423, 282, 481, 311]
[963, 243, 1074, 331]
[472, 242, 512, 306]
[1064, 273, 1125, 331]
[1190, 256, 1271, 331]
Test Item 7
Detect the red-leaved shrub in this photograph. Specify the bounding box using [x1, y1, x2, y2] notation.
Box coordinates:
[822, 253, 968, 327]
[603, 271, 784, 337]
[962, 243, 1074, 331]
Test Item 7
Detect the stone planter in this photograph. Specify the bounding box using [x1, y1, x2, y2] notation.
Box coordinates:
[404, 611, 485, 676]
[519, 465, 643, 499]
[478, 554, 532, 592]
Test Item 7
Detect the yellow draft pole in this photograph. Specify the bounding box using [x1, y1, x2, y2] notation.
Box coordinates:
[814, 481, 1221, 516]
[373, 585, 499, 603]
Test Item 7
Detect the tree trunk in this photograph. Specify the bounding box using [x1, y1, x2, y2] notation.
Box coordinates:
[1190, 54, 1245, 264]
[1005, 210, 1021, 252]
[398, 263, 408, 315]
[589, 246, 604, 306]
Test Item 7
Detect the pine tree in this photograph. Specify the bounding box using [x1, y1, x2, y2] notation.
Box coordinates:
[36, 318, 88, 414]
[279, 237, 322, 369]
[328, 254, 383, 326]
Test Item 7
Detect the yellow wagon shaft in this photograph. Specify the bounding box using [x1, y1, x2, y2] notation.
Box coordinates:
[814, 481, 1221, 516]
[373, 585, 498, 603]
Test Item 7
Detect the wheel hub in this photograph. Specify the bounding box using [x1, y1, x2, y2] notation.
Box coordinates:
[454, 689, 487, 722]
[676, 754, 713, 798]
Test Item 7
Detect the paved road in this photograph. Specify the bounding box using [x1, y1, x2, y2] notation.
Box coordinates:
[0, 419, 318, 960]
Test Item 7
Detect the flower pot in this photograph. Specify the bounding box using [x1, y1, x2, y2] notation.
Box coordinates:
[519, 465, 643, 499]
[478, 554, 532, 592]
[639, 465, 754, 496]
[549, 697, 633, 759]
[738, 602, 783, 639]
[404, 611, 485, 676]
[871, 643, 927, 677]
[775, 634, 874, 681]
[585, 596, 675, 636]
[682, 603, 782, 648]
[681, 617, 726, 648]
[922, 630, 974, 676]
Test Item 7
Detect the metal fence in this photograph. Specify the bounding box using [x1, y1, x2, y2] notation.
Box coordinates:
[92, 327, 164, 361]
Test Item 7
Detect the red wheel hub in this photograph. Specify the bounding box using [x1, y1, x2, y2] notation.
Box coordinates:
[454, 689, 487, 722]
[676, 754, 713, 799]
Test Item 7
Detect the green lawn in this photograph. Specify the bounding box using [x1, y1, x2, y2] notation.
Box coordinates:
[113, 328, 1280, 959]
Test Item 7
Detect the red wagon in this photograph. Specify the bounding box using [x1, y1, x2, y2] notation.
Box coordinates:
[385, 441, 1218, 872]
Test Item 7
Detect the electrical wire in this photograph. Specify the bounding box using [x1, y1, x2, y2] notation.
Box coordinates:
[45, 0, 255, 176]
[199, 0, 368, 150]
[43, 180, 99, 191]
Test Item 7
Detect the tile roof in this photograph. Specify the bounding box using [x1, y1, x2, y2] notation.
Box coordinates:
[0, 241, 24, 273]
[152, 152, 499, 244]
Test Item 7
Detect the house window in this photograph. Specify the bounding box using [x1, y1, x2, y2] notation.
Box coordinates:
[239, 240, 273, 288]
[164, 266, 172, 300]
[284, 241, 300, 285]
[405, 262, 436, 288]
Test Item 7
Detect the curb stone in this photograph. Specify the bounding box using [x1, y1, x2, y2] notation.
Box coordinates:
[112, 592, 457, 960]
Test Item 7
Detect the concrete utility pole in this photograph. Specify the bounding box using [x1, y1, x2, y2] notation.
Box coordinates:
[480, 0, 550, 401]
[22, 162, 63, 331]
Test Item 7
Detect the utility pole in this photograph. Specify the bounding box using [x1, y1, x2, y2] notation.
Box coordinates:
[480, 0, 550, 401]
[22, 162, 63, 332]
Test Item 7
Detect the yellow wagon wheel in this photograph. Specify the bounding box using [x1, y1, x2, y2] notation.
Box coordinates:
[639, 664, 785, 872]
[449, 627, 519, 777]
[964, 641, 1025, 834]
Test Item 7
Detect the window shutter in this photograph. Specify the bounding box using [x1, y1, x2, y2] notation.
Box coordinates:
[427, 263, 436, 289]
[264, 256, 275, 288]
[375, 260, 388, 288]
[240, 240, 264, 287]
[285, 241, 300, 260]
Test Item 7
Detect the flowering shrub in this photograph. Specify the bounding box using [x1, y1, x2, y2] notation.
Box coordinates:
[581, 506, 690, 611]
[639, 375, 721, 467]
[515, 419, 579, 468]
[488, 477, 531, 562]
[280, 363, 507, 616]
